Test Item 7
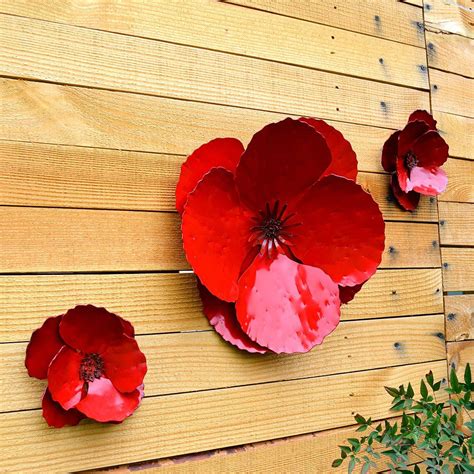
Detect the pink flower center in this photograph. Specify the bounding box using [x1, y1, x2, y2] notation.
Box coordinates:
[404, 151, 418, 170]
[250, 201, 301, 257]
[80, 353, 104, 382]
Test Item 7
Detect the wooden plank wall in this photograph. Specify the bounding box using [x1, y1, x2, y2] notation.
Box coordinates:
[0, 0, 469, 472]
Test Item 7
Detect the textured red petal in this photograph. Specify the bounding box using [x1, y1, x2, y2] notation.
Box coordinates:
[76, 377, 141, 423]
[182, 168, 254, 302]
[390, 174, 420, 211]
[47, 346, 84, 410]
[407, 166, 448, 196]
[408, 110, 437, 130]
[42, 389, 84, 428]
[381, 130, 400, 173]
[118, 316, 135, 338]
[339, 281, 366, 304]
[398, 120, 430, 158]
[25, 316, 64, 380]
[103, 335, 147, 393]
[235, 118, 331, 211]
[412, 131, 449, 168]
[197, 281, 269, 354]
[299, 117, 358, 180]
[291, 175, 385, 286]
[396, 156, 410, 192]
[236, 253, 340, 354]
[59, 305, 124, 354]
[176, 138, 244, 215]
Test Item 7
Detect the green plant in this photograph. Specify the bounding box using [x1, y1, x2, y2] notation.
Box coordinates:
[333, 364, 473, 473]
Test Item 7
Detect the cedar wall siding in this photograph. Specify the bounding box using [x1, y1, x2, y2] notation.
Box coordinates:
[0, 0, 471, 472]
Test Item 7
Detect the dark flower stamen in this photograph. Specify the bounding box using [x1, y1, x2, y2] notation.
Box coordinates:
[404, 151, 418, 170]
[80, 353, 104, 382]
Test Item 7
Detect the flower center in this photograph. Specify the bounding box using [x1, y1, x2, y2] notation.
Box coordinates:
[250, 201, 301, 257]
[404, 151, 418, 170]
[79, 353, 104, 382]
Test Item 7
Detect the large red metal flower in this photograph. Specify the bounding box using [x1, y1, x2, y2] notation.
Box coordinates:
[177, 118, 385, 354]
[382, 110, 449, 211]
[25, 305, 147, 427]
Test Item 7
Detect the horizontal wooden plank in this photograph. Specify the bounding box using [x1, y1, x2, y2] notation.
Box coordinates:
[0, 361, 447, 472]
[440, 158, 474, 203]
[439, 201, 474, 245]
[436, 112, 474, 160]
[431, 69, 474, 118]
[0, 314, 446, 413]
[0, 141, 438, 221]
[442, 248, 474, 292]
[0, 268, 443, 343]
[447, 340, 474, 375]
[424, 0, 474, 38]
[426, 31, 474, 78]
[222, 0, 425, 47]
[0, 207, 440, 273]
[445, 295, 474, 341]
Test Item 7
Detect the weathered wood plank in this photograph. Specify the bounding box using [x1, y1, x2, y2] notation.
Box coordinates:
[442, 248, 474, 292]
[0, 362, 447, 472]
[424, 0, 474, 38]
[221, 0, 425, 47]
[426, 31, 474, 78]
[447, 340, 474, 375]
[0, 207, 440, 273]
[436, 112, 474, 160]
[441, 158, 474, 203]
[0, 314, 446, 413]
[445, 295, 474, 341]
[431, 69, 474, 118]
[0, 269, 443, 343]
[439, 202, 474, 245]
[0, 141, 438, 221]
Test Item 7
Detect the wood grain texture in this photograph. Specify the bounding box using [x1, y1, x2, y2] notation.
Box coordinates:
[424, 0, 474, 37]
[0, 141, 438, 221]
[0, 10, 429, 91]
[439, 201, 474, 245]
[0, 0, 426, 57]
[222, 0, 425, 47]
[426, 31, 474, 78]
[430, 69, 474, 118]
[447, 340, 474, 375]
[0, 362, 447, 472]
[436, 112, 474, 160]
[445, 295, 474, 341]
[442, 248, 474, 292]
[440, 158, 474, 203]
[0, 269, 443, 343]
[0, 207, 440, 273]
[0, 314, 446, 413]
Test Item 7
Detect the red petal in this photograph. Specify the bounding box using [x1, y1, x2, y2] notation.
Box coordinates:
[398, 120, 430, 158]
[236, 253, 340, 354]
[299, 117, 358, 180]
[118, 316, 135, 338]
[103, 335, 147, 393]
[197, 281, 269, 354]
[396, 157, 410, 192]
[408, 110, 437, 130]
[412, 131, 449, 168]
[339, 281, 366, 304]
[235, 118, 331, 211]
[176, 138, 244, 215]
[59, 305, 125, 354]
[182, 168, 254, 302]
[381, 131, 400, 173]
[406, 166, 448, 196]
[76, 377, 141, 423]
[25, 316, 64, 380]
[47, 346, 84, 410]
[291, 176, 385, 286]
[42, 389, 84, 428]
[390, 174, 420, 211]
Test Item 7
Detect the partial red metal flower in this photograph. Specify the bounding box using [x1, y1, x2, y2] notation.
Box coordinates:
[178, 117, 385, 354]
[382, 110, 448, 210]
[25, 305, 147, 427]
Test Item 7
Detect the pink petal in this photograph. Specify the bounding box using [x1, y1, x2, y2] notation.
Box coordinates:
[407, 166, 448, 196]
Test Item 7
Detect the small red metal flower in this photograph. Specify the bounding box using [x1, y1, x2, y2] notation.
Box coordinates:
[177, 118, 385, 354]
[382, 110, 449, 211]
[25, 305, 147, 427]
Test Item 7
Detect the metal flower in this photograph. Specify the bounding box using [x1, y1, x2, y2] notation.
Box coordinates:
[25, 305, 147, 427]
[177, 118, 385, 354]
[382, 110, 449, 211]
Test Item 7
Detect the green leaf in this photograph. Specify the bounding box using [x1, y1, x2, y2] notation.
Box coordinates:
[331, 458, 343, 468]
[384, 386, 399, 398]
[354, 414, 366, 425]
[450, 367, 461, 393]
[414, 465, 421, 474]
[406, 382, 414, 399]
[348, 457, 356, 474]
[361, 462, 370, 474]
[420, 379, 428, 399]
[347, 438, 359, 449]
[426, 370, 434, 388]
[465, 363, 472, 386]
